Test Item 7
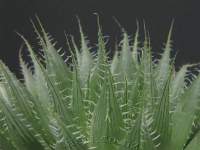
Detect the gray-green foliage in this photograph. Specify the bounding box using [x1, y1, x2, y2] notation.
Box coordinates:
[0, 18, 200, 150]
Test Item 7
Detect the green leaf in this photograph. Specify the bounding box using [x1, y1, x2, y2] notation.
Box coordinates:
[91, 71, 124, 150]
[153, 69, 172, 149]
[169, 73, 200, 149]
[185, 130, 200, 150]
[156, 21, 174, 87]
[77, 18, 94, 87]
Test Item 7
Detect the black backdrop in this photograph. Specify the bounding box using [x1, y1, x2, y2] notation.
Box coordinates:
[0, 0, 199, 78]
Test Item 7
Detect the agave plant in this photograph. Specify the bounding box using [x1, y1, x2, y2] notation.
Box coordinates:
[0, 17, 200, 150]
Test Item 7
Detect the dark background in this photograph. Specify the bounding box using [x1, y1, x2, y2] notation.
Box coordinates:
[0, 0, 199, 78]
